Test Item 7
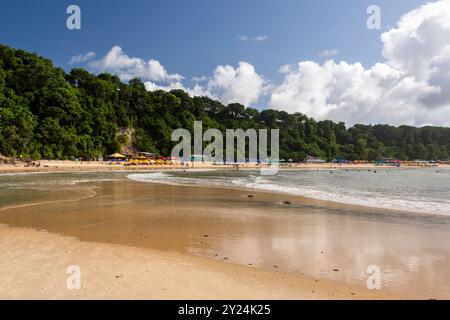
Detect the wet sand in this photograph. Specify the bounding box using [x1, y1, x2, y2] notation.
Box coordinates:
[0, 224, 390, 300]
[1, 177, 450, 299]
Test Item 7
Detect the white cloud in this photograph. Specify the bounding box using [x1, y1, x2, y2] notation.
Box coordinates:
[85, 46, 265, 106]
[254, 35, 268, 42]
[278, 64, 295, 74]
[88, 46, 183, 83]
[238, 34, 268, 42]
[192, 75, 209, 82]
[68, 52, 96, 65]
[144, 61, 266, 107]
[238, 35, 249, 42]
[205, 62, 265, 106]
[381, 1, 450, 80]
[269, 0, 450, 126]
[143, 81, 207, 98]
[318, 49, 339, 57]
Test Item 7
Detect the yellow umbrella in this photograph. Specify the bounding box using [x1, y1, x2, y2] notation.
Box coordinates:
[108, 153, 126, 158]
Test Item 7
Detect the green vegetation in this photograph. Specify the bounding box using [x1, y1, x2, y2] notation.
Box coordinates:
[1, 44, 450, 161]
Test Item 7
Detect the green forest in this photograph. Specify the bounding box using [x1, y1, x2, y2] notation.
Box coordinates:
[1, 44, 450, 162]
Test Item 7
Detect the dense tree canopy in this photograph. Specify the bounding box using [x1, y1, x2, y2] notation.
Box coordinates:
[1, 44, 450, 161]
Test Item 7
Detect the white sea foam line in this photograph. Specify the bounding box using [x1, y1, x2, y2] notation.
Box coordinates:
[126, 172, 450, 216]
[239, 180, 450, 215]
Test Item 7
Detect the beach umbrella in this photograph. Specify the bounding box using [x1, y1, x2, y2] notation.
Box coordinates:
[108, 153, 126, 158]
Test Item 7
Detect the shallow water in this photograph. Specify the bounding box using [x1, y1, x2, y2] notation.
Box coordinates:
[128, 168, 450, 216]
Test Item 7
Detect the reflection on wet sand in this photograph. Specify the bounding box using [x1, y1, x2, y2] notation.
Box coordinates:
[1, 179, 450, 299]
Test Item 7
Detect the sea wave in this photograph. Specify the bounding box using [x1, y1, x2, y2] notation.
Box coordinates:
[126, 171, 450, 216]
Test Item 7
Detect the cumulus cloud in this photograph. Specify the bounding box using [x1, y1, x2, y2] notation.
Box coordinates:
[146, 61, 265, 107]
[160, 62, 266, 106]
[88, 46, 183, 83]
[144, 81, 206, 98]
[205, 62, 265, 106]
[83, 46, 265, 107]
[278, 64, 295, 74]
[270, 60, 438, 125]
[145, 62, 265, 108]
[67, 51, 96, 65]
[269, 0, 450, 126]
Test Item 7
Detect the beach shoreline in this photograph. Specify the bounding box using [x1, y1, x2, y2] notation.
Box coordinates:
[1, 159, 447, 175]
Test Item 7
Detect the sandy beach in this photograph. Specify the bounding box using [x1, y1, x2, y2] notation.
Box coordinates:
[1, 170, 450, 300]
[0, 224, 391, 300]
[2, 159, 446, 175]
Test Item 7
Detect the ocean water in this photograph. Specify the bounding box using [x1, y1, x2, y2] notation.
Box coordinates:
[0, 172, 124, 209]
[127, 168, 450, 216]
[1, 168, 449, 216]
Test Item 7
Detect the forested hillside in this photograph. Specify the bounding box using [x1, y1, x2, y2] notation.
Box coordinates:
[1, 44, 450, 161]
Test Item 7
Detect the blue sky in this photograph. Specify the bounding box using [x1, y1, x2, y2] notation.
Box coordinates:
[0, 0, 425, 79]
[3, 0, 450, 127]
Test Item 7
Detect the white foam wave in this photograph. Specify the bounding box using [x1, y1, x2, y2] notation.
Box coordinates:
[126, 172, 450, 216]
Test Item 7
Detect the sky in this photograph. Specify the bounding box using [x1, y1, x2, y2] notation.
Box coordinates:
[1, 0, 450, 127]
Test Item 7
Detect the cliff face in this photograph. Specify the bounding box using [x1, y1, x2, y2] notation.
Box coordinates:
[117, 127, 136, 155]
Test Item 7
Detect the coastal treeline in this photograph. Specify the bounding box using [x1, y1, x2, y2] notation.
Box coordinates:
[1, 44, 450, 161]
